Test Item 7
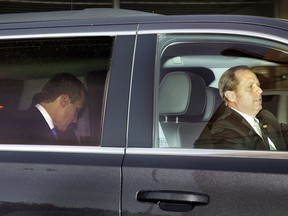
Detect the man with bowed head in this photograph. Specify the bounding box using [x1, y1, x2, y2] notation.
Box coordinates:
[208, 65, 288, 150]
[7, 73, 86, 145]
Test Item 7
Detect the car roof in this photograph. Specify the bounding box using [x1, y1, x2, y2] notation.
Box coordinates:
[0, 8, 161, 24]
[0, 8, 287, 29]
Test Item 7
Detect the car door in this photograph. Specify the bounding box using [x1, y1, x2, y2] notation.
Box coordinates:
[122, 17, 288, 215]
[0, 19, 136, 215]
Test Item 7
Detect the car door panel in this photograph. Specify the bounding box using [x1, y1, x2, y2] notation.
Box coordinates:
[122, 149, 288, 215]
[0, 148, 124, 216]
[122, 23, 288, 215]
[0, 22, 136, 214]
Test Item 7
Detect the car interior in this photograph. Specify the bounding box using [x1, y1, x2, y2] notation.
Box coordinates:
[157, 33, 288, 149]
[0, 37, 114, 146]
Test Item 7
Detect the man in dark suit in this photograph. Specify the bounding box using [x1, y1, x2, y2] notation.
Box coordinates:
[2, 73, 86, 145]
[197, 65, 288, 150]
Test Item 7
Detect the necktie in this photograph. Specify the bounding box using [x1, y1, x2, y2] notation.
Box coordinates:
[253, 118, 263, 138]
[254, 118, 276, 150]
[51, 127, 58, 139]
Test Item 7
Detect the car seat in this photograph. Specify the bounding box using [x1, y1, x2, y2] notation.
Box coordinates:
[159, 71, 207, 148]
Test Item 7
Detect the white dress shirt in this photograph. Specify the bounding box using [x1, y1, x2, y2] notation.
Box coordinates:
[35, 104, 55, 130]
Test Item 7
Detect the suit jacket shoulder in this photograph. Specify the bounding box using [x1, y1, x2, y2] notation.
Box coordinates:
[6, 107, 57, 144]
[210, 107, 269, 150]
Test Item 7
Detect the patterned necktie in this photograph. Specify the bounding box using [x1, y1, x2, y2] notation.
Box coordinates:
[254, 118, 276, 150]
[51, 127, 58, 139]
[253, 118, 263, 138]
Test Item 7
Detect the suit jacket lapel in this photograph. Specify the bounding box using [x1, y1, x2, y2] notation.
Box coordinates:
[29, 107, 57, 144]
[227, 108, 270, 150]
[227, 108, 255, 132]
[257, 111, 286, 150]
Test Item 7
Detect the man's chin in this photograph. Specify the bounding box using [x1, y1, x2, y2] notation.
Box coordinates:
[57, 126, 67, 132]
[256, 104, 262, 111]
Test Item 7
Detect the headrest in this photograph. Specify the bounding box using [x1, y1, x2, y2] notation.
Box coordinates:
[183, 73, 207, 118]
[202, 87, 222, 121]
[159, 72, 191, 116]
[161, 67, 215, 85]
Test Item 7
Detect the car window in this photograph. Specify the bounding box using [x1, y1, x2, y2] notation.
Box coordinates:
[0, 37, 114, 146]
[156, 33, 288, 150]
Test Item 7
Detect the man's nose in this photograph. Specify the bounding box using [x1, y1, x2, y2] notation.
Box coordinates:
[256, 85, 263, 94]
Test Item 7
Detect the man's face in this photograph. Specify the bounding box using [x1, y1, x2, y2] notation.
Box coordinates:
[229, 70, 263, 117]
[55, 92, 85, 132]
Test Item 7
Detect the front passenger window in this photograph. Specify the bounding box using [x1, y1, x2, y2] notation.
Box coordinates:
[156, 33, 288, 151]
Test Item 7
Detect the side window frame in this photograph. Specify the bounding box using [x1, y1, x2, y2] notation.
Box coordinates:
[102, 35, 137, 147]
[126, 34, 158, 148]
[155, 33, 287, 152]
[0, 35, 115, 147]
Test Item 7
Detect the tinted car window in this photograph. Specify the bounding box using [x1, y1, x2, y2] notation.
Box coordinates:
[0, 37, 114, 146]
[156, 33, 288, 150]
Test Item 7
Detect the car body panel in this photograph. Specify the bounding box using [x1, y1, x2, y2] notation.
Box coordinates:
[0, 147, 124, 215]
[0, 8, 287, 216]
[0, 13, 136, 215]
[123, 20, 288, 215]
[122, 148, 288, 215]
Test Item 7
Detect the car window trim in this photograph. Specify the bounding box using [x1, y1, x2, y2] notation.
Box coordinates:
[126, 148, 288, 159]
[0, 145, 125, 154]
[138, 28, 288, 45]
[0, 31, 137, 41]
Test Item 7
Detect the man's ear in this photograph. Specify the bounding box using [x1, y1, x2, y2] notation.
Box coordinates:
[224, 90, 236, 102]
[60, 94, 70, 108]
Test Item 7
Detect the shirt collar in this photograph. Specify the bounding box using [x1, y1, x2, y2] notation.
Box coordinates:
[35, 103, 54, 130]
[229, 107, 256, 128]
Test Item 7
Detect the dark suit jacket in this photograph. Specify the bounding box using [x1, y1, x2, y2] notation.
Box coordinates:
[4, 107, 57, 144]
[0, 107, 79, 145]
[206, 107, 288, 150]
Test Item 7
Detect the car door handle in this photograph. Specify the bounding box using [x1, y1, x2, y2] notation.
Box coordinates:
[136, 190, 209, 212]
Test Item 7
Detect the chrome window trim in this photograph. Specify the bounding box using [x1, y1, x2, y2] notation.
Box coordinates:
[138, 29, 288, 45]
[0, 145, 125, 154]
[126, 25, 139, 149]
[0, 31, 137, 40]
[126, 148, 288, 159]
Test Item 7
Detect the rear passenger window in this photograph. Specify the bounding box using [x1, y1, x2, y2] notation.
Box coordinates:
[156, 33, 288, 150]
[0, 37, 114, 146]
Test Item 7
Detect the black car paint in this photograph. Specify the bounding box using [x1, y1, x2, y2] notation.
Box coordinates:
[0, 9, 287, 216]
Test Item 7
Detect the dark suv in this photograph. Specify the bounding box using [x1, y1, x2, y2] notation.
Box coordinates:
[0, 8, 288, 216]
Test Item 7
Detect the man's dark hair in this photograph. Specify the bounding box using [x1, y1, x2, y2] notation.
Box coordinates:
[39, 73, 86, 103]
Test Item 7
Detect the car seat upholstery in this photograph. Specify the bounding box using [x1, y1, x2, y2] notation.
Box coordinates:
[176, 74, 208, 148]
[159, 70, 223, 148]
[180, 85, 223, 148]
[203, 86, 222, 122]
[0, 79, 24, 112]
[159, 72, 191, 147]
[159, 71, 207, 148]
[0, 79, 24, 139]
[159, 72, 191, 118]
